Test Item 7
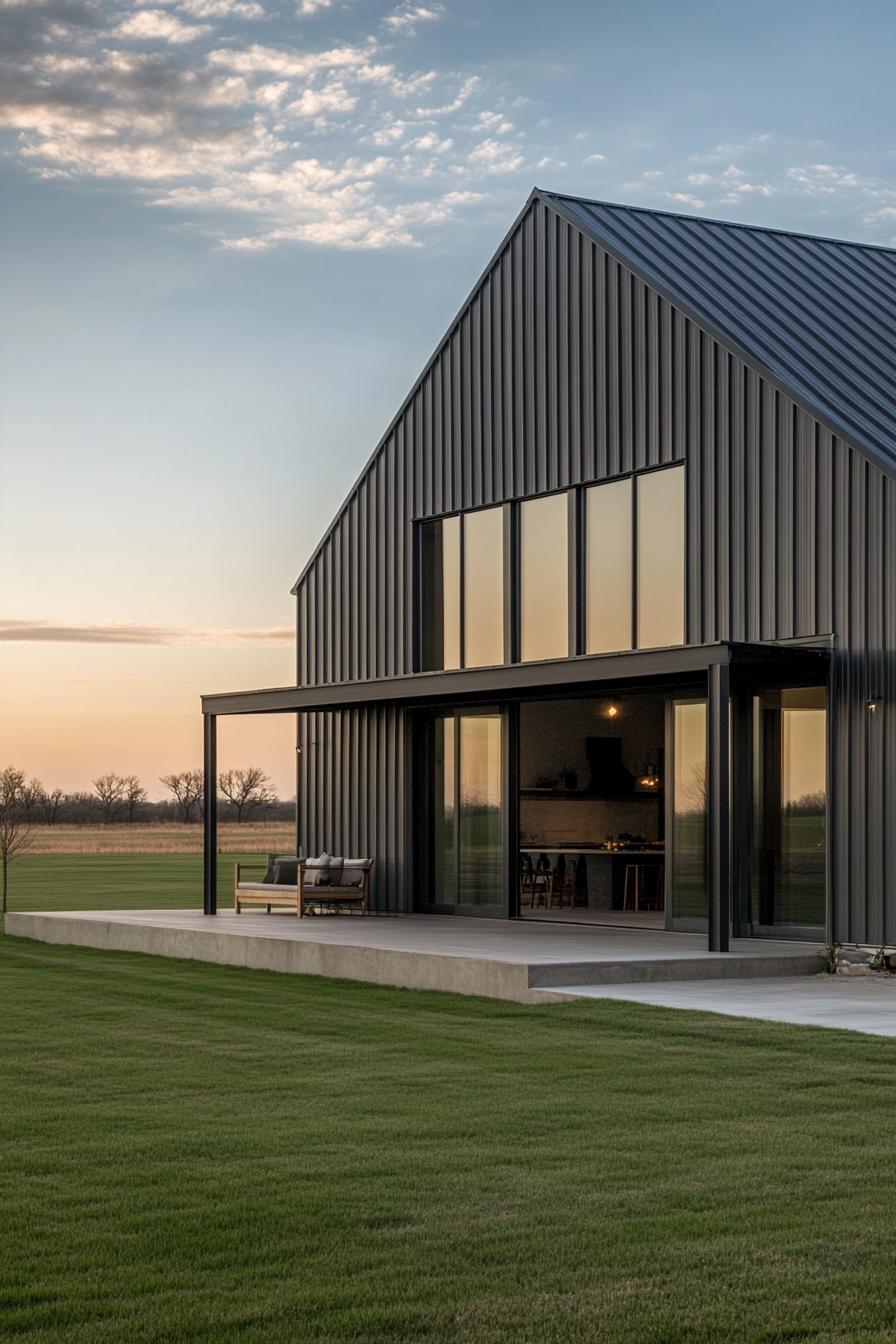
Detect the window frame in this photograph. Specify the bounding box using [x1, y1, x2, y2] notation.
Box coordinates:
[415, 460, 687, 673]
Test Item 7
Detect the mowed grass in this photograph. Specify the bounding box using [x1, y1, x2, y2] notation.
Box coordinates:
[2, 934, 896, 1344]
[6, 851, 262, 912]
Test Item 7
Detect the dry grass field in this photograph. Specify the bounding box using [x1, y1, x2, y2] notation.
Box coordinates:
[25, 822, 296, 855]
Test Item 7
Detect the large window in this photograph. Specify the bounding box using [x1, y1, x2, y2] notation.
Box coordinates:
[420, 464, 685, 672]
[420, 507, 504, 671]
[637, 465, 685, 648]
[520, 493, 569, 662]
[585, 477, 633, 654]
[420, 515, 460, 671]
[464, 507, 505, 668]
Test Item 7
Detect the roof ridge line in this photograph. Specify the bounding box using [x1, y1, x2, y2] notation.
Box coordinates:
[538, 187, 896, 257]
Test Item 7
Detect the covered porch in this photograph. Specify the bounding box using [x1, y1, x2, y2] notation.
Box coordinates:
[201, 639, 831, 955]
[6, 908, 825, 1005]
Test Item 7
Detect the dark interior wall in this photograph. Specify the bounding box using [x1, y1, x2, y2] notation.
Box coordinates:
[295, 195, 896, 942]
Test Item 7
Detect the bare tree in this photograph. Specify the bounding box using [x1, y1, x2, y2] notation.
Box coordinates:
[0, 767, 33, 913]
[160, 770, 204, 823]
[39, 788, 65, 825]
[19, 777, 46, 823]
[122, 775, 148, 823]
[93, 773, 127, 823]
[217, 767, 275, 822]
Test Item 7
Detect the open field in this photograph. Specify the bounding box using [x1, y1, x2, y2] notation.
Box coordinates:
[7, 852, 269, 912]
[2, 931, 896, 1343]
[24, 822, 296, 855]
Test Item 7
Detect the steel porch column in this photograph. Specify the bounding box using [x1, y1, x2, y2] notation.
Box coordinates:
[203, 712, 217, 915]
[707, 662, 731, 953]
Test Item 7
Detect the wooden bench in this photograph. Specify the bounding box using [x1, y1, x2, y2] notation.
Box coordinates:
[234, 858, 374, 917]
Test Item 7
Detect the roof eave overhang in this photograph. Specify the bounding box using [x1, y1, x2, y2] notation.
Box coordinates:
[201, 640, 830, 716]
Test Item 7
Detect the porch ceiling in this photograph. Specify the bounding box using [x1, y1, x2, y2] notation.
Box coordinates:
[201, 639, 830, 717]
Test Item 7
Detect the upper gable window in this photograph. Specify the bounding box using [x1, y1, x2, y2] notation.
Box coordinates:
[585, 477, 633, 654]
[520, 492, 569, 662]
[462, 507, 505, 668]
[419, 507, 505, 671]
[585, 464, 685, 653]
[420, 515, 460, 671]
[636, 465, 685, 649]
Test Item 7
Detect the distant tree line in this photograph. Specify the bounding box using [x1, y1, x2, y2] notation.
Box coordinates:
[0, 766, 294, 826]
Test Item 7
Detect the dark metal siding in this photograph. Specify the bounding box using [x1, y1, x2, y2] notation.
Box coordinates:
[299, 704, 408, 914]
[546, 192, 896, 473]
[297, 196, 896, 940]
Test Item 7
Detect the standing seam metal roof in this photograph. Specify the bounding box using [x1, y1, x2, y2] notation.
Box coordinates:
[542, 190, 896, 473]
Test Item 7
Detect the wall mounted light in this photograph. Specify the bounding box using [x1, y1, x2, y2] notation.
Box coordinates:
[604, 703, 620, 719]
[867, 697, 882, 714]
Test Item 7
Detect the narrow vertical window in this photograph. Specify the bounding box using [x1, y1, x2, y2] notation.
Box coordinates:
[419, 515, 460, 672]
[672, 699, 707, 922]
[520, 493, 568, 662]
[441, 515, 461, 669]
[637, 465, 685, 648]
[585, 477, 633, 654]
[463, 506, 504, 668]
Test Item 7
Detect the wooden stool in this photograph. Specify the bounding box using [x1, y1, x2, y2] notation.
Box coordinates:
[623, 864, 663, 912]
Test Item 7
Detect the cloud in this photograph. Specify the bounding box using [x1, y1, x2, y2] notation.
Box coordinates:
[179, 0, 266, 17]
[299, 0, 332, 11]
[0, 620, 294, 645]
[114, 9, 209, 43]
[383, 3, 442, 34]
[664, 192, 706, 209]
[0, 2, 531, 250]
[583, 152, 606, 164]
[468, 137, 524, 175]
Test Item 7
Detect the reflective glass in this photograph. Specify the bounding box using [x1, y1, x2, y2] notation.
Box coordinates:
[521, 493, 569, 661]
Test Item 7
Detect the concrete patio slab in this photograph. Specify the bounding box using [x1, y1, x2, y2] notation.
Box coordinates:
[6, 909, 823, 1004]
[543, 976, 896, 1036]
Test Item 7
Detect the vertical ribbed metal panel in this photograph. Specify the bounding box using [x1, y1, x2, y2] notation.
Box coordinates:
[294, 195, 896, 944]
[299, 705, 407, 912]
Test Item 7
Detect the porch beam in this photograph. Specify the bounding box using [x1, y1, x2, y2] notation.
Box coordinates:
[707, 662, 731, 953]
[203, 712, 217, 916]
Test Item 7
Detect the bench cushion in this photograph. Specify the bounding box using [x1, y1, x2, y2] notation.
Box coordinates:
[304, 853, 331, 887]
[237, 882, 298, 893]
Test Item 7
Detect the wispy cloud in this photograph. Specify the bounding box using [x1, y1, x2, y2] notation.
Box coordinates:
[0, 0, 533, 250]
[383, 4, 442, 35]
[114, 9, 210, 44]
[625, 134, 896, 239]
[0, 620, 294, 645]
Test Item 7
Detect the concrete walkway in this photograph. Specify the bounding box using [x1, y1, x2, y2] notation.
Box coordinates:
[544, 975, 896, 1036]
[6, 909, 822, 1004]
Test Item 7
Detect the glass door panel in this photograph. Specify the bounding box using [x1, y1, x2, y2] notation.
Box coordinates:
[671, 699, 707, 926]
[751, 688, 826, 934]
[459, 715, 504, 907]
[433, 716, 457, 905]
[421, 711, 506, 915]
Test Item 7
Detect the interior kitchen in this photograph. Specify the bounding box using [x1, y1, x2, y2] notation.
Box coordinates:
[519, 694, 666, 925]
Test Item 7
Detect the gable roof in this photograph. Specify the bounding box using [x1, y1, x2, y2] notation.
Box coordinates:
[294, 189, 896, 592]
[542, 189, 896, 474]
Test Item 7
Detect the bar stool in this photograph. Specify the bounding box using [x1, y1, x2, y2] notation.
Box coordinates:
[523, 854, 551, 909]
[623, 863, 664, 912]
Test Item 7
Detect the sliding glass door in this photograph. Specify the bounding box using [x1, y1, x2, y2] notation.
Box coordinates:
[750, 688, 827, 938]
[418, 710, 506, 916]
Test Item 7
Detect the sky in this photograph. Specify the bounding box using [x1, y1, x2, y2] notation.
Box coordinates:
[2, 0, 895, 799]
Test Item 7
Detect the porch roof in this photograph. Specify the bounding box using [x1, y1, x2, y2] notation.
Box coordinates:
[201, 639, 830, 717]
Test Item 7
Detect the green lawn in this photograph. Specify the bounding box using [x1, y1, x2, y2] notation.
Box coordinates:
[2, 929, 896, 1343]
[6, 852, 263, 912]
